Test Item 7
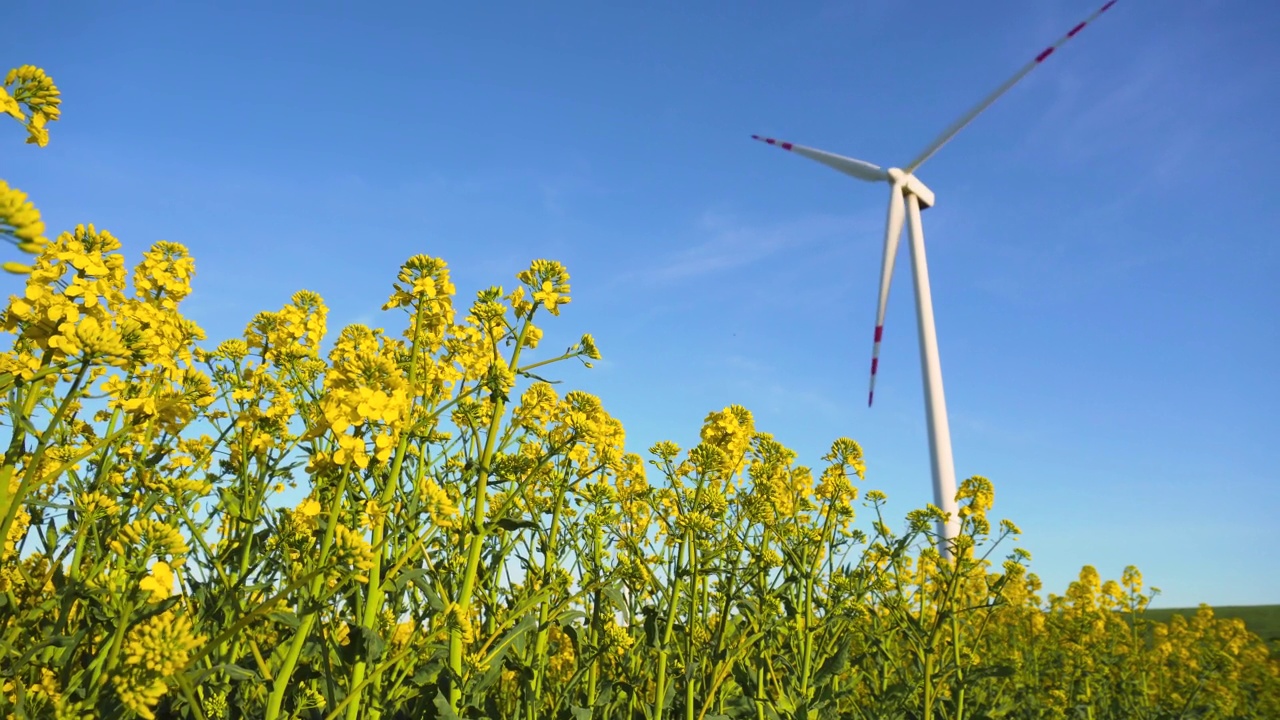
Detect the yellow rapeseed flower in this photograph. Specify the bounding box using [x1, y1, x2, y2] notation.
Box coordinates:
[298, 497, 321, 517]
[517, 259, 571, 316]
[112, 517, 189, 559]
[3, 65, 61, 146]
[546, 624, 576, 683]
[0, 180, 47, 245]
[419, 479, 458, 528]
[442, 602, 475, 645]
[0, 180, 49, 275]
[332, 524, 374, 583]
[138, 561, 176, 602]
[114, 611, 203, 719]
[0, 86, 21, 120]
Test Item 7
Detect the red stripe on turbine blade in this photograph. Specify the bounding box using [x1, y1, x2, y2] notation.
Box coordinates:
[781, 142, 793, 150]
[871, 358, 879, 375]
[1101, 0, 1117, 11]
[1067, 21, 1087, 37]
[1035, 47, 1055, 62]
[868, 391, 875, 407]
[874, 325, 884, 342]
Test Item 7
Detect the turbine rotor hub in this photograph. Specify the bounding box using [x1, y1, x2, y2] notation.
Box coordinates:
[887, 168, 936, 210]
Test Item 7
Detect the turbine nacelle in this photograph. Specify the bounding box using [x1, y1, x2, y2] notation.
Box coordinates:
[887, 168, 935, 210]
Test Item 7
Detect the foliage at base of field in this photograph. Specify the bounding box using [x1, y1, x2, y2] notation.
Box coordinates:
[1142, 606, 1280, 660]
[2, 64, 1278, 720]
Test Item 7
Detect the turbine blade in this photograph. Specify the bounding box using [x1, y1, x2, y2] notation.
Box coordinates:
[869, 185, 907, 407]
[904, 0, 1120, 174]
[751, 135, 889, 183]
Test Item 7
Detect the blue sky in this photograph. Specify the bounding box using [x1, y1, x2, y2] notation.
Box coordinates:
[5, 0, 1277, 608]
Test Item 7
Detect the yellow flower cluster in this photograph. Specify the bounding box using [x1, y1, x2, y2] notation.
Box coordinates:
[442, 601, 476, 645]
[1, 666, 85, 717]
[816, 437, 865, 505]
[4, 225, 129, 364]
[418, 478, 458, 528]
[1, 65, 60, 147]
[602, 618, 635, 663]
[114, 612, 203, 720]
[138, 560, 176, 602]
[1, 65, 58, 273]
[549, 390, 626, 470]
[109, 517, 189, 560]
[75, 490, 120, 518]
[383, 254, 456, 339]
[331, 523, 374, 583]
[516, 259, 571, 316]
[744, 432, 814, 528]
[245, 289, 328, 364]
[956, 474, 996, 537]
[513, 381, 559, 434]
[0, 180, 48, 272]
[310, 324, 411, 469]
[124, 242, 207, 377]
[545, 624, 576, 683]
[699, 405, 754, 479]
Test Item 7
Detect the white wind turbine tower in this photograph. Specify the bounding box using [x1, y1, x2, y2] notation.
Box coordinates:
[753, 1, 1119, 556]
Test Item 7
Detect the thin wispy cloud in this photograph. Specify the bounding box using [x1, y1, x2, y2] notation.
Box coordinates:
[1017, 15, 1254, 203]
[646, 209, 880, 284]
[720, 354, 845, 421]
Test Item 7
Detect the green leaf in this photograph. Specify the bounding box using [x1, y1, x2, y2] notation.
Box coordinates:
[731, 658, 761, 698]
[602, 584, 627, 611]
[392, 567, 430, 592]
[517, 370, 561, 384]
[642, 608, 659, 648]
[495, 516, 538, 532]
[408, 575, 447, 613]
[483, 614, 537, 669]
[594, 680, 615, 707]
[187, 663, 260, 684]
[268, 610, 300, 629]
[472, 652, 507, 695]
[814, 643, 850, 688]
[221, 664, 262, 682]
[965, 664, 1017, 682]
[412, 659, 444, 688]
[337, 624, 385, 666]
[433, 689, 462, 720]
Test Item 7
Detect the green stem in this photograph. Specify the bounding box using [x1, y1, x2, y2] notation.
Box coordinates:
[264, 462, 352, 720]
[799, 504, 835, 703]
[654, 530, 690, 720]
[754, 528, 772, 720]
[922, 646, 934, 720]
[527, 470, 569, 720]
[86, 597, 137, 704]
[684, 541, 700, 720]
[450, 320, 530, 711]
[346, 301, 430, 720]
[951, 608, 966, 720]
[586, 522, 603, 714]
[0, 359, 88, 545]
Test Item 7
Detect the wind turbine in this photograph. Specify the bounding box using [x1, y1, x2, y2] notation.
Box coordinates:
[752, 1, 1118, 555]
